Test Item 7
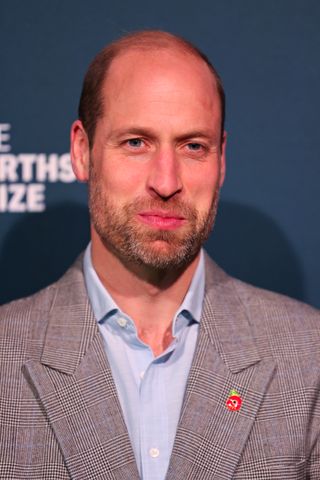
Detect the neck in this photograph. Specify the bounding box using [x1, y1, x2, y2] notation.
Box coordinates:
[90, 230, 200, 355]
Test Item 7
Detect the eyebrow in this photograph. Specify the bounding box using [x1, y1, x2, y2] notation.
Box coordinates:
[109, 127, 218, 142]
[175, 131, 217, 142]
[110, 127, 158, 140]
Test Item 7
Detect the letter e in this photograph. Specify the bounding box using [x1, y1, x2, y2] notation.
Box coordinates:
[0, 124, 11, 152]
[27, 184, 45, 212]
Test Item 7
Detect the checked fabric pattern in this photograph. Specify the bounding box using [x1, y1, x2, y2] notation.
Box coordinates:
[0, 253, 319, 479]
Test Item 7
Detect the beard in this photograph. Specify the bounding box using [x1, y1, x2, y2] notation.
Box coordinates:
[89, 168, 220, 271]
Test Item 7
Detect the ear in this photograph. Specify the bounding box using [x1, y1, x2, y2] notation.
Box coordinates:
[219, 130, 227, 187]
[70, 120, 90, 182]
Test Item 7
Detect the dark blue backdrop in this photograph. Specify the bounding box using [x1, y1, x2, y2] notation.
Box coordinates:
[1, 0, 319, 307]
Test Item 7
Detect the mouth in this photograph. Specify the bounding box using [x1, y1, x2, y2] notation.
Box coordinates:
[137, 210, 186, 230]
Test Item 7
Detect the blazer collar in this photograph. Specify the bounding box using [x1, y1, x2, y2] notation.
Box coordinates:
[201, 252, 261, 373]
[40, 254, 99, 375]
[40, 252, 261, 376]
[35, 251, 268, 480]
[27, 255, 140, 480]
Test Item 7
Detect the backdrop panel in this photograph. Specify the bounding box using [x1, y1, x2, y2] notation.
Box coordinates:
[1, 0, 319, 307]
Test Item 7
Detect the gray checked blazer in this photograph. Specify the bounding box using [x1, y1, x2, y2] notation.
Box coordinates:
[0, 253, 319, 479]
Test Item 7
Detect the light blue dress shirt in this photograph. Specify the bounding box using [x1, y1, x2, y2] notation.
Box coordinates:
[83, 245, 205, 480]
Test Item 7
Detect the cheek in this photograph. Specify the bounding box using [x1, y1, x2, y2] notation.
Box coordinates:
[99, 159, 146, 197]
[184, 165, 221, 207]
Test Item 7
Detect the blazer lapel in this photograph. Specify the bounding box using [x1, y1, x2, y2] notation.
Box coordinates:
[166, 255, 276, 480]
[24, 259, 139, 480]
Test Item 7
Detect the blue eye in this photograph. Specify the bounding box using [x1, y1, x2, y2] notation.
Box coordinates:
[187, 143, 202, 151]
[127, 138, 143, 148]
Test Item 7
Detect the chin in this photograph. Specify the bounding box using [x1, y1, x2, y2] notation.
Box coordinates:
[131, 240, 199, 271]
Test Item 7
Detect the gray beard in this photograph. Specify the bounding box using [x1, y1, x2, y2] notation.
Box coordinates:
[89, 170, 220, 271]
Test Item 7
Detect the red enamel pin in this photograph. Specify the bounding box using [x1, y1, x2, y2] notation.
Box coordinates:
[226, 389, 242, 411]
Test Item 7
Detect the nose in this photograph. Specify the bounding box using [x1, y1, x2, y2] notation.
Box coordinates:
[147, 147, 182, 200]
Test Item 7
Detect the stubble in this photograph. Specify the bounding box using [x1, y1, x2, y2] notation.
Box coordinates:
[89, 165, 220, 271]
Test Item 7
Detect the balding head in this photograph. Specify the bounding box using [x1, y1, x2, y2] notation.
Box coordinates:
[78, 30, 225, 148]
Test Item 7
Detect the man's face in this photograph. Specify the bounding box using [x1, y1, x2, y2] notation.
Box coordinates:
[87, 48, 226, 270]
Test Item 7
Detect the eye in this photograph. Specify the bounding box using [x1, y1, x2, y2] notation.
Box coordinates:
[183, 142, 209, 158]
[186, 142, 203, 151]
[126, 138, 144, 148]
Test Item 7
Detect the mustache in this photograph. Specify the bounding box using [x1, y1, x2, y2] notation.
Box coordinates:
[130, 197, 195, 213]
[124, 196, 198, 220]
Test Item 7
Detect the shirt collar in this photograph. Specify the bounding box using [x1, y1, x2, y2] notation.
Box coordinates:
[83, 243, 205, 324]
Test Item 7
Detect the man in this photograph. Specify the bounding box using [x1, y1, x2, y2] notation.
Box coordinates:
[0, 30, 319, 480]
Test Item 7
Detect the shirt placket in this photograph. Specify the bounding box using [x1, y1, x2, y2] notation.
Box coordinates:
[139, 343, 178, 480]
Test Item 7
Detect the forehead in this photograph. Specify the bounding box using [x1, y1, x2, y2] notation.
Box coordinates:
[107, 46, 216, 80]
[101, 47, 220, 115]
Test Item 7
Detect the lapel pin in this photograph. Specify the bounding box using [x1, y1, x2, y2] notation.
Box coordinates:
[226, 389, 242, 411]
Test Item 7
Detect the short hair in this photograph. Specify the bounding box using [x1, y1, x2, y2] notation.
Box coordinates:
[78, 30, 225, 148]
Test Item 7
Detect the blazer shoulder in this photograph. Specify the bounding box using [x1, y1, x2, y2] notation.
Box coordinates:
[229, 276, 320, 354]
[232, 275, 320, 323]
[204, 252, 320, 340]
[0, 282, 56, 338]
[0, 254, 84, 340]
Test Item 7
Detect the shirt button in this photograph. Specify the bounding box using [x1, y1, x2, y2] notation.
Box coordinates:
[149, 448, 160, 458]
[117, 317, 127, 328]
[140, 371, 145, 379]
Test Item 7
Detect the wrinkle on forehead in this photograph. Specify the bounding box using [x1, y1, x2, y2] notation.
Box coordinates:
[103, 48, 219, 110]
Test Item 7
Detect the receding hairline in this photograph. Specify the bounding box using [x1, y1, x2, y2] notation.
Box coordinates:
[99, 30, 222, 86]
[78, 30, 225, 147]
[105, 30, 208, 57]
[103, 43, 221, 96]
